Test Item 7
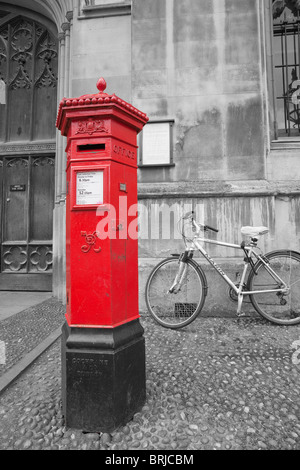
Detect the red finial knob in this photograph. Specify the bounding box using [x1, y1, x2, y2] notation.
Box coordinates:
[96, 77, 107, 93]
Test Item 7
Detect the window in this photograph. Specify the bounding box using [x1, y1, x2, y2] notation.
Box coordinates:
[0, 79, 4, 102]
[272, 0, 300, 137]
[83, 0, 127, 5]
[79, 0, 131, 18]
[139, 120, 174, 167]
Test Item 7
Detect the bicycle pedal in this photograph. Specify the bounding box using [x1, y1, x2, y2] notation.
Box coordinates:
[237, 312, 247, 318]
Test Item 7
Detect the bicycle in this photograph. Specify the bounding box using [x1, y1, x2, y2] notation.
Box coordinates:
[145, 211, 300, 329]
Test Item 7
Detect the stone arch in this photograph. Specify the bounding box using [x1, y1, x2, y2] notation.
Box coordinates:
[0, 0, 74, 33]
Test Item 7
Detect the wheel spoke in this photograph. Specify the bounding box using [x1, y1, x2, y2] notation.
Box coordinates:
[145, 258, 205, 328]
[249, 252, 300, 325]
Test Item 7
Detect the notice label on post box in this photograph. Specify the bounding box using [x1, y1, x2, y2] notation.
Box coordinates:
[76, 171, 103, 205]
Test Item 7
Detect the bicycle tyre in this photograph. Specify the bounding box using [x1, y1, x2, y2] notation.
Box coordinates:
[145, 256, 207, 329]
[248, 250, 300, 325]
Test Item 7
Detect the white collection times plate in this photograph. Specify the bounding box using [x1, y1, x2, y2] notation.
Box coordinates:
[76, 171, 103, 205]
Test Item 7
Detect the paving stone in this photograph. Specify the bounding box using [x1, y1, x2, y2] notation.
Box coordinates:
[0, 298, 64, 377]
[0, 311, 300, 450]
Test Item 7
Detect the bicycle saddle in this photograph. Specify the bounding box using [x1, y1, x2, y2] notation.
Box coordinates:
[241, 226, 269, 238]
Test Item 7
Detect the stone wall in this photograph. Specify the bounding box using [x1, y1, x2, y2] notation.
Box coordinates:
[50, 0, 300, 316]
[137, 184, 300, 315]
[71, 4, 132, 101]
[132, 0, 266, 184]
[130, 0, 300, 315]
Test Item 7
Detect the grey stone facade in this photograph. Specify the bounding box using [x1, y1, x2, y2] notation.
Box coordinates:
[1, 1, 299, 314]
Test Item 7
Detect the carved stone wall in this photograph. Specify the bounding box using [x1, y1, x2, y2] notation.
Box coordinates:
[0, 14, 58, 141]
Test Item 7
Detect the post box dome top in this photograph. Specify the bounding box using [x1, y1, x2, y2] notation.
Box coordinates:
[56, 77, 149, 131]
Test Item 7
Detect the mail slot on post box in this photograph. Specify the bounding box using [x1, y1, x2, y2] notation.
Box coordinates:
[56, 77, 149, 433]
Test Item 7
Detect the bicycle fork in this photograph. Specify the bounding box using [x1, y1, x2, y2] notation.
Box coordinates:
[168, 252, 193, 294]
[168, 260, 187, 294]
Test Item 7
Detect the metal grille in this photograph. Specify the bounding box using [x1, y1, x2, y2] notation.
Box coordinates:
[273, 3, 300, 137]
[174, 303, 197, 318]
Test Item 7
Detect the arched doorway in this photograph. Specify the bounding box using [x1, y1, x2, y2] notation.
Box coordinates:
[0, 5, 58, 290]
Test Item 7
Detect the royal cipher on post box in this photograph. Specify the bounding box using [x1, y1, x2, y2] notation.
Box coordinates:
[56, 78, 148, 432]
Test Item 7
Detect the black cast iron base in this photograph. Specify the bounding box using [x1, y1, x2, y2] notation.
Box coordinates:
[61, 319, 146, 433]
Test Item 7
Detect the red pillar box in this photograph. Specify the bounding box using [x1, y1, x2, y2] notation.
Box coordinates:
[56, 78, 148, 432]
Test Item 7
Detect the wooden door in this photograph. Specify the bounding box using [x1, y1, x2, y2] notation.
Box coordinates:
[0, 9, 58, 290]
[0, 155, 55, 290]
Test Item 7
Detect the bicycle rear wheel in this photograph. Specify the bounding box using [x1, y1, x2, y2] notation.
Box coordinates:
[145, 256, 207, 329]
[248, 250, 300, 325]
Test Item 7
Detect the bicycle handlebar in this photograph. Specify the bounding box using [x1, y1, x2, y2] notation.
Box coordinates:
[205, 224, 219, 233]
[182, 211, 219, 233]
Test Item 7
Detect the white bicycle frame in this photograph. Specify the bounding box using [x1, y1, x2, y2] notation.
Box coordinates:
[186, 231, 288, 315]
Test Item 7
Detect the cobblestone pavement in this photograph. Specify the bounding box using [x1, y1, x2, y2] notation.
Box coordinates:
[0, 297, 65, 375]
[0, 304, 300, 450]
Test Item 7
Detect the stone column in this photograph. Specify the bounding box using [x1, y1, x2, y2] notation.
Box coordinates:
[53, 15, 73, 302]
[53, 31, 65, 300]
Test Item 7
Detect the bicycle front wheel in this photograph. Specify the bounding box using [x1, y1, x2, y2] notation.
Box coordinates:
[145, 256, 207, 329]
[248, 250, 300, 325]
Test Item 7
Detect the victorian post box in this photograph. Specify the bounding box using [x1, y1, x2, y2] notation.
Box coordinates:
[56, 77, 149, 432]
